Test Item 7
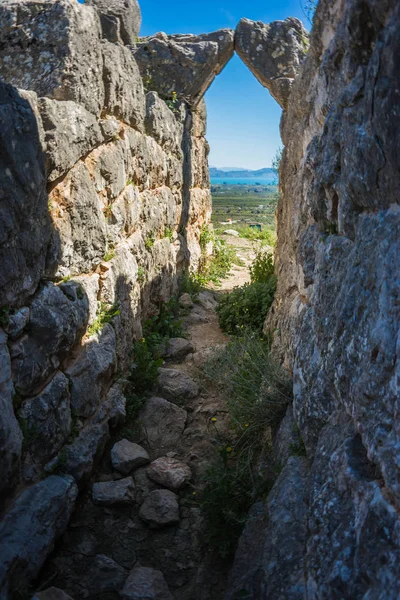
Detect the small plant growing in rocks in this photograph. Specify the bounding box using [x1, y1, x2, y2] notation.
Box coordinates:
[145, 232, 155, 250]
[87, 303, 121, 337]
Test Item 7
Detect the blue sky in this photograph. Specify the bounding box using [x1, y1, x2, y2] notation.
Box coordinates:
[140, 1, 307, 169]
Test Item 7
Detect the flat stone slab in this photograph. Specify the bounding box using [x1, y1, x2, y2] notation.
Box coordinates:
[197, 291, 218, 311]
[138, 397, 187, 458]
[165, 338, 194, 361]
[147, 457, 191, 491]
[111, 440, 150, 475]
[121, 566, 174, 600]
[139, 489, 179, 528]
[92, 477, 135, 505]
[157, 368, 199, 402]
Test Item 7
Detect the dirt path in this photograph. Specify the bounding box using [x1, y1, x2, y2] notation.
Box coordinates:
[214, 234, 254, 292]
[37, 236, 251, 600]
[37, 294, 237, 600]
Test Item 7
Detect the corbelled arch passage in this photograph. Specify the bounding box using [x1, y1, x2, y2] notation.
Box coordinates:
[128, 16, 308, 110]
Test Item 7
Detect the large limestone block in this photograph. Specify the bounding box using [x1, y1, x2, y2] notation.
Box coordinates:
[305, 415, 400, 599]
[47, 422, 109, 483]
[133, 29, 235, 106]
[11, 282, 89, 397]
[145, 92, 183, 157]
[99, 243, 141, 370]
[0, 0, 105, 116]
[0, 83, 49, 307]
[19, 372, 71, 464]
[101, 41, 146, 131]
[87, 0, 141, 44]
[65, 323, 117, 418]
[235, 17, 309, 109]
[0, 330, 22, 500]
[47, 161, 108, 278]
[0, 475, 78, 598]
[39, 98, 104, 182]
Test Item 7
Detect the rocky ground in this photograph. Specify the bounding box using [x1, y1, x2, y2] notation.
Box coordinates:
[35, 247, 250, 600]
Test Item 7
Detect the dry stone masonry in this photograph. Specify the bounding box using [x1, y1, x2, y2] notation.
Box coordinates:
[0, 0, 399, 598]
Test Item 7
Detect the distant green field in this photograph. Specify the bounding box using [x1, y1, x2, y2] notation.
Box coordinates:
[212, 187, 279, 230]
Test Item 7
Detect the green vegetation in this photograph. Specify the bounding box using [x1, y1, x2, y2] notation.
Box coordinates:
[211, 185, 278, 233]
[145, 232, 155, 250]
[217, 281, 276, 336]
[0, 305, 9, 327]
[18, 418, 39, 453]
[249, 246, 275, 284]
[165, 91, 179, 113]
[201, 332, 292, 556]
[120, 298, 186, 437]
[137, 267, 145, 284]
[103, 248, 116, 262]
[164, 227, 174, 242]
[196, 224, 237, 287]
[216, 247, 276, 336]
[271, 147, 283, 174]
[87, 302, 121, 337]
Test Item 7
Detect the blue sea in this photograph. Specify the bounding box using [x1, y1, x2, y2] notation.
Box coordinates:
[210, 176, 277, 185]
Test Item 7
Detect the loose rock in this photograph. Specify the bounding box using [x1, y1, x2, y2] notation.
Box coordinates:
[138, 396, 187, 458]
[139, 489, 180, 528]
[147, 457, 192, 491]
[157, 368, 199, 402]
[179, 293, 194, 309]
[121, 566, 174, 600]
[84, 554, 127, 595]
[111, 439, 150, 475]
[92, 477, 135, 505]
[165, 338, 194, 361]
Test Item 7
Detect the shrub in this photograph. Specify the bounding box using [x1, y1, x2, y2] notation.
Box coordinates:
[203, 333, 292, 433]
[129, 338, 162, 396]
[217, 280, 276, 336]
[143, 297, 185, 350]
[237, 225, 277, 245]
[200, 333, 292, 556]
[250, 246, 275, 284]
[179, 272, 203, 298]
[207, 238, 236, 283]
[200, 456, 254, 558]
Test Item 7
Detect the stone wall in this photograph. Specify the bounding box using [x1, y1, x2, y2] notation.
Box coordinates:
[227, 1, 400, 598]
[0, 1, 222, 592]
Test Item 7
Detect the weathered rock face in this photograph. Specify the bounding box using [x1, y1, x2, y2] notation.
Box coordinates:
[0, 83, 49, 307]
[235, 17, 309, 109]
[86, 0, 141, 45]
[0, 476, 77, 598]
[133, 29, 235, 106]
[227, 0, 400, 598]
[0, 0, 213, 594]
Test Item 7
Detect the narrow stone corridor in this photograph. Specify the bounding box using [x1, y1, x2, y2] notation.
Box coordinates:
[38, 291, 236, 600]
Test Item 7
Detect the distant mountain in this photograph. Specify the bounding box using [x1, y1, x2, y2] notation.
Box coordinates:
[209, 167, 276, 178]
